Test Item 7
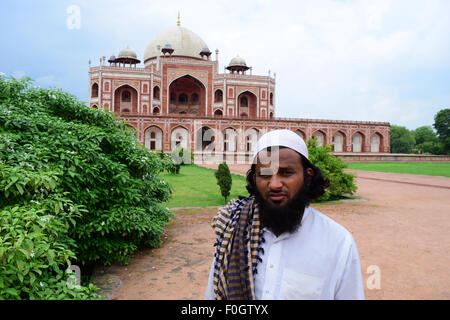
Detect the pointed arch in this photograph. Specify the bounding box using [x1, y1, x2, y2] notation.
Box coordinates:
[245, 128, 260, 153]
[168, 75, 206, 116]
[153, 85, 160, 100]
[144, 126, 163, 151]
[333, 131, 346, 152]
[370, 132, 383, 153]
[91, 83, 99, 98]
[171, 126, 189, 150]
[237, 91, 257, 118]
[312, 130, 326, 147]
[223, 127, 238, 152]
[352, 131, 365, 152]
[214, 89, 223, 103]
[294, 129, 306, 140]
[113, 83, 139, 114]
[196, 126, 216, 151]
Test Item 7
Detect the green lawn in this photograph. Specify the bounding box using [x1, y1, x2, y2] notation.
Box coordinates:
[160, 164, 249, 208]
[345, 162, 450, 177]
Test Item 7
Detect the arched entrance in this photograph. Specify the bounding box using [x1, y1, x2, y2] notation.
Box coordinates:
[352, 132, 364, 152]
[91, 83, 99, 98]
[169, 75, 206, 116]
[223, 128, 237, 152]
[333, 131, 346, 152]
[370, 133, 383, 153]
[114, 85, 138, 114]
[171, 126, 189, 150]
[196, 126, 215, 151]
[294, 129, 306, 141]
[237, 91, 257, 118]
[245, 128, 260, 153]
[312, 130, 326, 147]
[144, 126, 163, 151]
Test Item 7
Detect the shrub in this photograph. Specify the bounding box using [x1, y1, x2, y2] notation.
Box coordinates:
[215, 162, 232, 202]
[0, 200, 101, 299]
[0, 76, 173, 298]
[307, 138, 357, 201]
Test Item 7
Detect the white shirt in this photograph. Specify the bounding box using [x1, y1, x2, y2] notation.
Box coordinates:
[205, 206, 365, 300]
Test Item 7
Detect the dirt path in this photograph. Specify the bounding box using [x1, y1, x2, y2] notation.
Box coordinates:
[92, 168, 450, 300]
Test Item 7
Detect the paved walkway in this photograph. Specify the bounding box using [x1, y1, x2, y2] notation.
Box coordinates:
[92, 169, 450, 300]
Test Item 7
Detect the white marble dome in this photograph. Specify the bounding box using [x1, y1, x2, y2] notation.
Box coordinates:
[144, 26, 208, 63]
[229, 55, 247, 67]
[118, 47, 137, 58]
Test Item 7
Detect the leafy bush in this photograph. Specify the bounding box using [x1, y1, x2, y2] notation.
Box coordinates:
[215, 162, 232, 202]
[0, 200, 101, 299]
[307, 138, 357, 201]
[0, 76, 173, 298]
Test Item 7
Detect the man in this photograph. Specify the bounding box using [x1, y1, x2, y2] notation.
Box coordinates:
[205, 129, 364, 300]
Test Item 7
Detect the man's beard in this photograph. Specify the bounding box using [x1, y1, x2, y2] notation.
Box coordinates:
[254, 183, 310, 236]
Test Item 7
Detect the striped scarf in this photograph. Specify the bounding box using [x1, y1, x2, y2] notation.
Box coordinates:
[211, 196, 264, 300]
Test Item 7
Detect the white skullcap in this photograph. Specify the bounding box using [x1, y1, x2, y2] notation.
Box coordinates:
[252, 129, 308, 163]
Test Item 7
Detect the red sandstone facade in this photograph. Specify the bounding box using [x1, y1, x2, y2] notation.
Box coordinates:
[88, 23, 390, 163]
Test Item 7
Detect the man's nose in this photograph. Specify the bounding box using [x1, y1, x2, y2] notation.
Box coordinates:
[268, 174, 283, 190]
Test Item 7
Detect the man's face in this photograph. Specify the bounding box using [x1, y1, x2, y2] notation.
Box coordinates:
[255, 148, 311, 207]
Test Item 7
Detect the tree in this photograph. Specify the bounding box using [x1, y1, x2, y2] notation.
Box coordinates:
[307, 138, 357, 201]
[0, 76, 173, 298]
[413, 126, 439, 154]
[215, 162, 232, 202]
[433, 108, 450, 154]
[390, 125, 416, 154]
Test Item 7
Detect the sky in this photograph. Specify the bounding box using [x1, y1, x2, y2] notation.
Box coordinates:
[1, 0, 449, 130]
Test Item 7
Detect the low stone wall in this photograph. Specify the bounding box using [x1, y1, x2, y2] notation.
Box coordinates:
[334, 153, 450, 162]
[191, 151, 450, 164]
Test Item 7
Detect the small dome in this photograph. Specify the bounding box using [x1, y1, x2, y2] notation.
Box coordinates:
[118, 47, 137, 59]
[201, 46, 210, 52]
[164, 43, 173, 48]
[229, 55, 246, 67]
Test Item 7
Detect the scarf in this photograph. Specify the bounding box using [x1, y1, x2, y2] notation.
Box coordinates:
[211, 196, 264, 300]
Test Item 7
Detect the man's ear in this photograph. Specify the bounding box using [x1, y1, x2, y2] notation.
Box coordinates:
[306, 167, 314, 186]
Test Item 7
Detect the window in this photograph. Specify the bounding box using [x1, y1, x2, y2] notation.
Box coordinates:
[91, 83, 99, 98]
[153, 107, 160, 114]
[214, 90, 223, 103]
[153, 86, 160, 99]
[240, 96, 248, 108]
[122, 90, 131, 102]
[179, 93, 188, 105]
[270, 93, 273, 105]
[191, 93, 199, 104]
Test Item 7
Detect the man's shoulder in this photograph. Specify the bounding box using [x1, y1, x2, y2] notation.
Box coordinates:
[305, 206, 354, 243]
[212, 196, 254, 235]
